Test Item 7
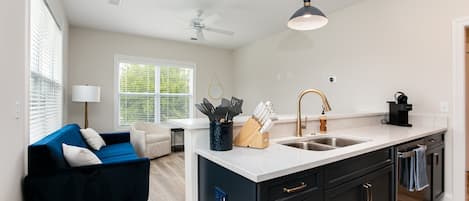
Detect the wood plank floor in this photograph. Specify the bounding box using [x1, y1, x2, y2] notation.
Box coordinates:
[149, 152, 185, 201]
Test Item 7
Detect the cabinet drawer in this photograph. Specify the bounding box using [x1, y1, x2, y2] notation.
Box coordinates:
[258, 168, 322, 201]
[425, 133, 444, 149]
[324, 147, 393, 188]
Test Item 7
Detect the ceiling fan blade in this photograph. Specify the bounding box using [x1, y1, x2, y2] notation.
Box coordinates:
[204, 27, 234, 36]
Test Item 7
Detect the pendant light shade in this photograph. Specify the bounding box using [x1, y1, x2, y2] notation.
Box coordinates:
[288, 0, 328, 31]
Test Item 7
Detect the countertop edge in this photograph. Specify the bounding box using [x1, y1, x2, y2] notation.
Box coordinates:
[196, 127, 447, 183]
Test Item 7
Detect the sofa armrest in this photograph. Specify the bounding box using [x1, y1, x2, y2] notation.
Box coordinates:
[99, 132, 130, 145]
[24, 158, 150, 201]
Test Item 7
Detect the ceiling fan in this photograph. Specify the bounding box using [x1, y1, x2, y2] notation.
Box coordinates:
[189, 10, 234, 41]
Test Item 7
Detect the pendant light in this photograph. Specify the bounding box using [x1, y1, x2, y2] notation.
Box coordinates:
[288, 0, 328, 31]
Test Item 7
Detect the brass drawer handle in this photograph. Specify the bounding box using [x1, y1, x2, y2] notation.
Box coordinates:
[362, 183, 373, 201]
[283, 182, 307, 193]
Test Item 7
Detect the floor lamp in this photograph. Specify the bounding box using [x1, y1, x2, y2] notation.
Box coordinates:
[72, 85, 101, 128]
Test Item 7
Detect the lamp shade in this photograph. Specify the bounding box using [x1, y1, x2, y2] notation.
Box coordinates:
[72, 85, 101, 103]
[288, 0, 328, 31]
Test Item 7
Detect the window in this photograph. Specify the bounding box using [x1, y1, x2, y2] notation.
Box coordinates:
[116, 56, 195, 127]
[29, 0, 63, 143]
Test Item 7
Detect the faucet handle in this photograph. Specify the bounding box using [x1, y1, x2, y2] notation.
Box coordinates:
[301, 116, 307, 129]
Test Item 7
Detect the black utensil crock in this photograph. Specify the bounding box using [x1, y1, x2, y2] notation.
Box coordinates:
[209, 121, 233, 151]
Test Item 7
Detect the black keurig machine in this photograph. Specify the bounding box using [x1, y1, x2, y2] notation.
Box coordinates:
[387, 91, 412, 127]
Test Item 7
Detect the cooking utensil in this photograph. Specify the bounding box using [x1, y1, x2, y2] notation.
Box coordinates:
[203, 98, 215, 114]
[196, 103, 214, 121]
[230, 97, 243, 116]
[221, 98, 231, 107]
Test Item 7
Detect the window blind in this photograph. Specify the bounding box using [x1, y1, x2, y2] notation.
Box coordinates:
[117, 60, 194, 127]
[30, 0, 63, 143]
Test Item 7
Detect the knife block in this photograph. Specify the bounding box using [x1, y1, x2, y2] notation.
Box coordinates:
[234, 118, 270, 149]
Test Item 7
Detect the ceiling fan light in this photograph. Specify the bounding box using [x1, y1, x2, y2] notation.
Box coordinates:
[288, 3, 328, 31]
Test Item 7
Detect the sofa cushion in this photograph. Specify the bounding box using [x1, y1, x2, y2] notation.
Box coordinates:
[62, 143, 102, 167]
[28, 124, 88, 175]
[80, 128, 106, 150]
[94, 143, 139, 164]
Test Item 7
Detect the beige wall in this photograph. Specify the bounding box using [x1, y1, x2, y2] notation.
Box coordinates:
[233, 0, 469, 198]
[67, 27, 234, 132]
[0, 0, 28, 200]
[0, 0, 68, 199]
[234, 0, 469, 114]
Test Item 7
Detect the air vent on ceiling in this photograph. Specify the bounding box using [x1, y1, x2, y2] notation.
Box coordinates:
[109, 0, 122, 6]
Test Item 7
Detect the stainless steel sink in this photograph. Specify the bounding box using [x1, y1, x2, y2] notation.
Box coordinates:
[283, 142, 335, 151]
[281, 137, 366, 151]
[308, 137, 365, 147]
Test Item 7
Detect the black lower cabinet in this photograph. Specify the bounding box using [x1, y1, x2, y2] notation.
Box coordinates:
[325, 165, 394, 201]
[198, 135, 445, 201]
[198, 156, 323, 201]
[198, 148, 394, 201]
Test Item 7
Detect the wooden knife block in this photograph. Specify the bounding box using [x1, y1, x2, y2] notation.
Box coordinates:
[234, 118, 270, 149]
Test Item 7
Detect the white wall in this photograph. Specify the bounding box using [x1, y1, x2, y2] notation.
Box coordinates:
[0, 0, 28, 200]
[67, 27, 234, 132]
[233, 0, 469, 198]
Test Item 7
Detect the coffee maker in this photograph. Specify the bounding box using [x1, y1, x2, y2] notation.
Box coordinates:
[387, 91, 412, 127]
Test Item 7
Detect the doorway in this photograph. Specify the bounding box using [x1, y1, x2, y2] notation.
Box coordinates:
[465, 27, 469, 201]
[453, 17, 469, 201]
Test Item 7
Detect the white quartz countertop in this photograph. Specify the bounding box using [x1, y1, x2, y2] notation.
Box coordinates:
[195, 124, 447, 183]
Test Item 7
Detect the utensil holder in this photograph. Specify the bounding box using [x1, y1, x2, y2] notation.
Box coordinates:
[210, 122, 233, 151]
[234, 118, 270, 149]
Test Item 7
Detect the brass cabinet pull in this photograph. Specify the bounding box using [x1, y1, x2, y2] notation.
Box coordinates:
[283, 182, 307, 193]
[363, 183, 373, 201]
[362, 184, 369, 201]
[368, 183, 373, 201]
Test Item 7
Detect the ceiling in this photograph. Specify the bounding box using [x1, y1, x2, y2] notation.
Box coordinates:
[64, 0, 362, 49]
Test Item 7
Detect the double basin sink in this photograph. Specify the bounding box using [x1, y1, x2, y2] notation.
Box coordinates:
[281, 137, 367, 151]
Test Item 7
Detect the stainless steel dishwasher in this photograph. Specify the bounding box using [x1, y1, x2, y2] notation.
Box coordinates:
[396, 133, 445, 201]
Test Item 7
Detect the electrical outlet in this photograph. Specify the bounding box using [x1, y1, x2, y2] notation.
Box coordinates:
[215, 187, 227, 201]
[439, 101, 449, 113]
[328, 75, 337, 83]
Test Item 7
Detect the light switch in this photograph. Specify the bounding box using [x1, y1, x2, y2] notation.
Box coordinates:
[16, 101, 20, 119]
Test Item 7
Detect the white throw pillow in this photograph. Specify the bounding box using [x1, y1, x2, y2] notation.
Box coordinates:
[62, 144, 102, 167]
[80, 128, 106, 150]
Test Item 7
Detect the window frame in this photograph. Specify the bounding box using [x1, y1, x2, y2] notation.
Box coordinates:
[114, 54, 196, 130]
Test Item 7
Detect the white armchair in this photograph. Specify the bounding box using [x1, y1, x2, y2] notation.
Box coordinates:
[130, 122, 171, 159]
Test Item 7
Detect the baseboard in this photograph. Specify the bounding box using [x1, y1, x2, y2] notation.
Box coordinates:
[443, 193, 453, 201]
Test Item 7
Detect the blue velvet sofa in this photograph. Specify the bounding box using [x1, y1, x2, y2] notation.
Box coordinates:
[23, 124, 150, 201]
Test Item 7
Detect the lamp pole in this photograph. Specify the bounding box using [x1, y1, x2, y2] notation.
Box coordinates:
[84, 102, 89, 128]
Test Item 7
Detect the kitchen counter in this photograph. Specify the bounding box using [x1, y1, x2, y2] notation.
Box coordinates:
[167, 112, 447, 201]
[195, 124, 447, 183]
